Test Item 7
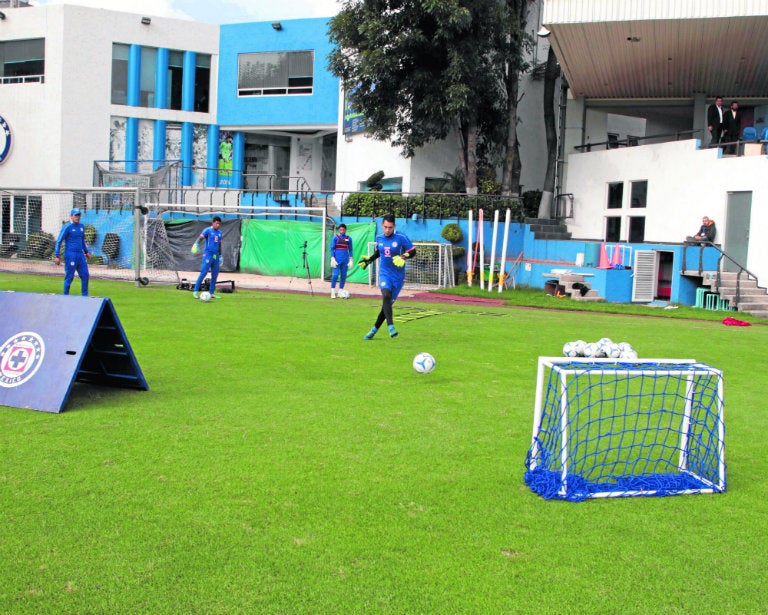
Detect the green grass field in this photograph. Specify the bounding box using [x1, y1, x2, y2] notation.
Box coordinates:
[1, 273, 766, 614]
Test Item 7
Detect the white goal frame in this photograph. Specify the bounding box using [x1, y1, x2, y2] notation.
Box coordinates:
[528, 357, 726, 500]
[365, 241, 455, 290]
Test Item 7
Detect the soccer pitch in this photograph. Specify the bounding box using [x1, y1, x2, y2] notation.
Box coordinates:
[1, 273, 766, 614]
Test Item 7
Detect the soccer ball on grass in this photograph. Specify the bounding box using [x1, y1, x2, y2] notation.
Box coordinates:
[199, 291, 212, 302]
[413, 352, 436, 374]
[338, 289, 350, 299]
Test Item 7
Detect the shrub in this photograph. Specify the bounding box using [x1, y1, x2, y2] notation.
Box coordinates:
[84, 224, 97, 245]
[441, 223, 463, 244]
[18, 231, 56, 260]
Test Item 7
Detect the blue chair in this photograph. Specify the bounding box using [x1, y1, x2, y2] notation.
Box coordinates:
[742, 126, 757, 141]
[761, 127, 768, 141]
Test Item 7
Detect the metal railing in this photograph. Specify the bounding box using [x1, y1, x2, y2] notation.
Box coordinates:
[574, 129, 701, 152]
[682, 242, 760, 309]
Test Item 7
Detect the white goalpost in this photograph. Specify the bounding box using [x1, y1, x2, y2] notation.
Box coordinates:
[525, 357, 726, 501]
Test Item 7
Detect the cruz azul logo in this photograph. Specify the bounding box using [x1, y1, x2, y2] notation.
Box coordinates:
[0, 115, 12, 165]
[0, 332, 45, 388]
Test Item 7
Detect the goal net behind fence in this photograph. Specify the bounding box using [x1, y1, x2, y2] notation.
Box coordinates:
[524, 357, 725, 502]
[366, 241, 455, 290]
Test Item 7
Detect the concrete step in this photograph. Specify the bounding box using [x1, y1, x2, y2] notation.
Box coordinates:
[716, 288, 767, 300]
[533, 231, 572, 240]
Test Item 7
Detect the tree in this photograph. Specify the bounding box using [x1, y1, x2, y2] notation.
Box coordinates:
[536, 45, 560, 219]
[499, 0, 535, 197]
[328, 0, 528, 196]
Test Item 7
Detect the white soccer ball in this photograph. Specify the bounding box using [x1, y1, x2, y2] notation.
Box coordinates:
[606, 343, 622, 359]
[583, 342, 600, 358]
[413, 352, 436, 374]
[573, 340, 586, 356]
[618, 342, 633, 353]
[338, 289, 350, 299]
[620, 349, 639, 360]
[199, 291, 211, 302]
[563, 341, 580, 357]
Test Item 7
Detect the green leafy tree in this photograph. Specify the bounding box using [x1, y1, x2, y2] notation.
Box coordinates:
[329, 0, 531, 196]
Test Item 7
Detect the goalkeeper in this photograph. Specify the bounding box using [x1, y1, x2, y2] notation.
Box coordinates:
[191, 216, 223, 299]
[358, 214, 416, 339]
[329, 223, 353, 298]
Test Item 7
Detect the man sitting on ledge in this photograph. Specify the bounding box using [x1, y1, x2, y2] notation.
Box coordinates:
[685, 216, 716, 244]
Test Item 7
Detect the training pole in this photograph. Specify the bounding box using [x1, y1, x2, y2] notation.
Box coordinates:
[478, 209, 485, 290]
[498, 208, 511, 292]
[467, 209, 474, 286]
[488, 209, 500, 292]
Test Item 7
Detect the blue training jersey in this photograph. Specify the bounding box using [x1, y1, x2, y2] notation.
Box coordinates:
[331, 233, 353, 261]
[375, 230, 415, 280]
[200, 226, 222, 254]
[54, 222, 88, 257]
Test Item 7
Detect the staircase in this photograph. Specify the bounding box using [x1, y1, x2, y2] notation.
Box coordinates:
[547, 272, 603, 302]
[701, 271, 768, 318]
[525, 218, 572, 241]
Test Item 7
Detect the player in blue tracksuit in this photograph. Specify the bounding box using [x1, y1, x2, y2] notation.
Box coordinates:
[54, 207, 91, 296]
[192, 216, 223, 298]
[330, 223, 354, 298]
[358, 214, 416, 339]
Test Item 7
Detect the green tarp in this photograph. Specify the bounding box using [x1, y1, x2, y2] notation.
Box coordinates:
[240, 220, 375, 283]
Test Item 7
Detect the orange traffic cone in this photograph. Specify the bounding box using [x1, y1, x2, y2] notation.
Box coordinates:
[597, 242, 611, 269]
[610, 243, 622, 267]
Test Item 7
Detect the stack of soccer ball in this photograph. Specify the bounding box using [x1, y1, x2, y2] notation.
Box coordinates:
[562, 338, 638, 360]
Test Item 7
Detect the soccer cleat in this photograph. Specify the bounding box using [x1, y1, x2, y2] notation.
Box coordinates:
[211, 294, 221, 299]
[331, 289, 336, 299]
[388, 324, 398, 338]
[363, 327, 378, 340]
[193, 291, 199, 299]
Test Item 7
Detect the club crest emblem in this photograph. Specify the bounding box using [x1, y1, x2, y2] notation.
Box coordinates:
[0, 332, 45, 387]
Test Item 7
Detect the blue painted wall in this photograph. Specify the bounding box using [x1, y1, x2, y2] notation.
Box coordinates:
[336, 215, 721, 305]
[217, 19, 339, 127]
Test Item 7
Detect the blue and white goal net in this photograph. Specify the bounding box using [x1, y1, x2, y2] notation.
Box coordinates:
[524, 358, 725, 501]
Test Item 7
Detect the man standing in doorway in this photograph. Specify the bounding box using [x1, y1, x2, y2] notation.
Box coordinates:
[707, 96, 725, 145]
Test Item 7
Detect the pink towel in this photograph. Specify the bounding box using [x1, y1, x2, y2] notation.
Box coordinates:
[722, 317, 751, 327]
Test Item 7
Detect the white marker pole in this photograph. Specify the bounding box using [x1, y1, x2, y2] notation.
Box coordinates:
[498, 208, 511, 292]
[467, 209, 473, 286]
[478, 209, 485, 290]
[488, 209, 499, 292]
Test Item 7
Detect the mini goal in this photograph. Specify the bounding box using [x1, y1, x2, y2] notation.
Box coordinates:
[525, 357, 725, 501]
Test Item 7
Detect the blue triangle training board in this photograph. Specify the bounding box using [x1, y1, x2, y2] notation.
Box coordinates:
[0, 291, 148, 413]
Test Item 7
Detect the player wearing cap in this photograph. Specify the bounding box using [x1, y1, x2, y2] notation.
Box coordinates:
[54, 208, 91, 296]
[329, 223, 354, 299]
[191, 216, 223, 299]
[358, 214, 416, 339]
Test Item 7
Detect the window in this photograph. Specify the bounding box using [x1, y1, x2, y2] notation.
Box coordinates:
[606, 217, 621, 242]
[607, 182, 623, 209]
[1, 194, 42, 238]
[194, 54, 211, 112]
[358, 177, 402, 192]
[630, 180, 647, 208]
[167, 51, 183, 110]
[111, 43, 129, 104]
[0, 38, 45, 84]
[140, 47, 157, 107]
[425, 177, 447, 193]
[238, 51, 314, 96]
[628, 217, 645, 243]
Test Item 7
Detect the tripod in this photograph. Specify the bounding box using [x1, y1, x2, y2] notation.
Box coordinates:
[289, 240, 314, 296]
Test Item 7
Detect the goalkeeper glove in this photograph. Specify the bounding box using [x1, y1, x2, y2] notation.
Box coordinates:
[358, 256, 372, 270]
[330, 256, 338, 268]
[212, 254, 217, 261]
[392, 255, 406, 268]
[348, 257, 354, 268]
[191, 242, 199, 255]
